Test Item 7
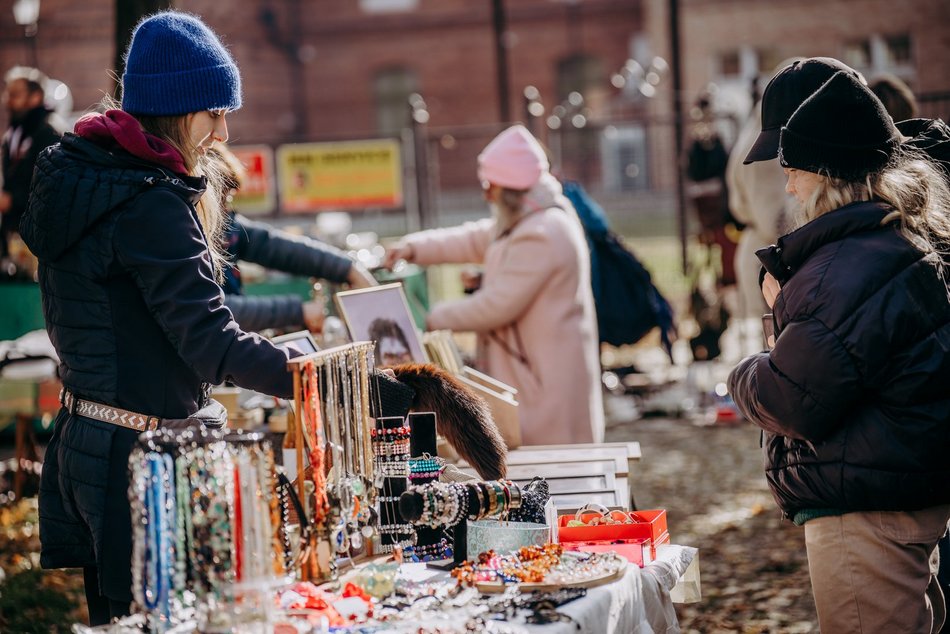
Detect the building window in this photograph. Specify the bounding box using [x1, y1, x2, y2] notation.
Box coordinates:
[557, 55, 606, 103]
[842, 39, 872, 70]
[884, 33, 912, 66]
[374, 68, 418, 137]
[601, 125, 649, 192]
[360, 0, 418, 13]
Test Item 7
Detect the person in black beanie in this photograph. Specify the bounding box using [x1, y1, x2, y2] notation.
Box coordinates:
[742, 56, 863, 165]
[729, 68, 950, 633]
[20, 11, 300, 625]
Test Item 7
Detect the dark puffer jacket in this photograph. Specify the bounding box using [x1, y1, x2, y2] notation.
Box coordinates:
[221, 211, 353, 331]
[728, 200, 950, 519]
[20, 133, 295, 600]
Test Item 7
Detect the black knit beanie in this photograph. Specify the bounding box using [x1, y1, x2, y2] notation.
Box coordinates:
[744, 57, 860, 164]
[779, 71, 900, 182]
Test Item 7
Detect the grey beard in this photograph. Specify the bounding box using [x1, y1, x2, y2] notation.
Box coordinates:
[490, 202, 520, 230]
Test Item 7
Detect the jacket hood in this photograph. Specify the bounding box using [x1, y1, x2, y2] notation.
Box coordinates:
[21, 133, 205, 261]
[524, 172, 575, 214]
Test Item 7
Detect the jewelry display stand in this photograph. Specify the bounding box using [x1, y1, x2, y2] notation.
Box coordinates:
[407, 412, 450, 562]
[286, 342, 377, 582]
[374, 415, 412, 553]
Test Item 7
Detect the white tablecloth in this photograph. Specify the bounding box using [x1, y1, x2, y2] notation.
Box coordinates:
[525, 544, 698, 634]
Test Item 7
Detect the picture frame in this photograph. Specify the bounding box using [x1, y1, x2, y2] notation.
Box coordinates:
[335, 282, 429, 367]
[271, 330, 320, 356]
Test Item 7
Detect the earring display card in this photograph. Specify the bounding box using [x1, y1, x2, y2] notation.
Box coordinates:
[408, 412, 438, 456]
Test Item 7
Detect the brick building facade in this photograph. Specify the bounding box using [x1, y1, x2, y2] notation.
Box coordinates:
[0, 0, 947, 214]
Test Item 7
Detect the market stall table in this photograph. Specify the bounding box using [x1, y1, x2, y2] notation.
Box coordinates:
[389, 544, 698, 634]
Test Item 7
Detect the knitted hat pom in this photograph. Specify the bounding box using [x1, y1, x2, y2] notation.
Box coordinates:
[121, 11, 242, 116]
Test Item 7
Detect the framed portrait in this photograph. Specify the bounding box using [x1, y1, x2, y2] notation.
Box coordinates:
[335, 283, 428, 367]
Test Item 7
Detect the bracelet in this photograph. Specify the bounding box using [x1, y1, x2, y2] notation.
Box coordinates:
[491, 481, 506, 517]
[506, 480, 522, 510]
[470, 483, 485, 519]
[371, 426, 410, 438]
[485, 482, 498, 517]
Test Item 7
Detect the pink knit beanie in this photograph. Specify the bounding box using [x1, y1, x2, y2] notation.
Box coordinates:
[477, 124, 549, 190]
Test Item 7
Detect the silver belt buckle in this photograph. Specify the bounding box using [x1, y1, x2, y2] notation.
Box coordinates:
[61, 389, 76, 415]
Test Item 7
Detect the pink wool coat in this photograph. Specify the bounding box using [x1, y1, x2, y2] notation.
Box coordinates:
[404, 182, 605, 446]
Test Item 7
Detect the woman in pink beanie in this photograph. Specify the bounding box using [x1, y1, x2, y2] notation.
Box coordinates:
[385, 125, 604, 446]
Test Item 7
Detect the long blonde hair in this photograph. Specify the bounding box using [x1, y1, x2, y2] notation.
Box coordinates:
[799, 149, 950, 271]
[100, 94, 228, 278]
[136, 113, 228, 279]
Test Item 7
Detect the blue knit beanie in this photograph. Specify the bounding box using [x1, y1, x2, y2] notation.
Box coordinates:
[122, 11, 242, 116]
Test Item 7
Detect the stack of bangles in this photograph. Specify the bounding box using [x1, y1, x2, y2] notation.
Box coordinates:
[471, 480, 522, 520]
[414, 482, 470, 528]
[408, 453, 444, 481]
[372, 426, 410, 478]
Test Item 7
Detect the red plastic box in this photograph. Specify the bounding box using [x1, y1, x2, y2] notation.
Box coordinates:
[558, 509, 668, 546]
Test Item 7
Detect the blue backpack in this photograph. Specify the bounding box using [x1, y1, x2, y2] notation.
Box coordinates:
[562, 181, 676, 360]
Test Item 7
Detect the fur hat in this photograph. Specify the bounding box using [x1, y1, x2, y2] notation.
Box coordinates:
[779, 71, 900, 181]
[477, 124, 549, 191]
[391, 364, 507, 480]
[744, 57, 861, 164]
[122, 11, 242, 116]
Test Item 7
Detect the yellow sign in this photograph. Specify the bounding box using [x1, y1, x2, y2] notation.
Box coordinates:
[229, 144, 275, 216]
[277, 139, 403, 212]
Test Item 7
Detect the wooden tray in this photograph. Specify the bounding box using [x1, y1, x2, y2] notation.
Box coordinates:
[474, 557, 626, 594]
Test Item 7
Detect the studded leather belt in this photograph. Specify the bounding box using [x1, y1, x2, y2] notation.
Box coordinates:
[60, 389, 161, 433]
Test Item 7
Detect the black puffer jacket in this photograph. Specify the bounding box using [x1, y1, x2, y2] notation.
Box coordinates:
[728, 201, 950, 518]
[22, 134, 294, 415]
[21, 133, 294, 600]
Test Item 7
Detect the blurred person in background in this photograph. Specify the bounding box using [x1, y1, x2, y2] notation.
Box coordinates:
[729, 69, 950, 634]
[210, 145, 376, 334]
[19, 12, 301, 624]
[384, 124, 604, 445]
[1, 66, 60, 261]
[869, 72, 919, 123]
[725, 61, 801, 327]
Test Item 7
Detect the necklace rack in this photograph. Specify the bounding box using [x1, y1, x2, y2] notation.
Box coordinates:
[129, 428, 282, 627]
[287, 342, 377, 578]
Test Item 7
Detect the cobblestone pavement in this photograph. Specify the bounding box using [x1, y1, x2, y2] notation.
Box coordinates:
[604, 393, 819, 634]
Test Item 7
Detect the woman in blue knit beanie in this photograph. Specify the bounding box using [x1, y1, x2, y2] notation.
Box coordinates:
[20, 11, 298, 625]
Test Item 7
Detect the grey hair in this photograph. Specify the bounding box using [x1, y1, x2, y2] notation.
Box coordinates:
[101, 93, 229, 280]
[498, 187, 528, 213]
